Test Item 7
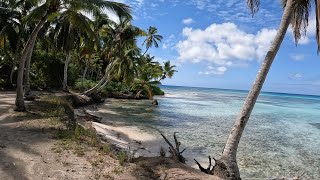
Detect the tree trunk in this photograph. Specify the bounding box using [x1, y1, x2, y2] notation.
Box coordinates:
[97, 79, 109, 92]
[15, 16, 47, 111]
[135, 89, 143, 99]
[63, 52, 71, 91]
[82, 60, 89, 89]
[143, 47, 149, 56]
[12, 26, 23, 87]
[9, 64, 15, 85]
[84, 61, 114, 96]
[24, 38, 36, 96]
[84, 73, 108, 96]
[215, 1, 294, 179]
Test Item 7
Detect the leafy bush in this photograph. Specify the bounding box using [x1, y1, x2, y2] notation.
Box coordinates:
[74, 79, 97, 91]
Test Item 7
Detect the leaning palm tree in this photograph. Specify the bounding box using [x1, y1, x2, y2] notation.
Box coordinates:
[142, 26, 163, 55]
[84, 16, 145, 96]
[14, 0, 131, 111]
[214, 0, 320, 179]
[160, 60, 177, 80]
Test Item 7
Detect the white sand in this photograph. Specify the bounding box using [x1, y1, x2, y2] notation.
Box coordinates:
[75, 108, 167, 158]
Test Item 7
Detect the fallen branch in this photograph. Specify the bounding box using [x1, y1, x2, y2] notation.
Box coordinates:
[194, 156, 215, 175]
[160, 132, 186, 163]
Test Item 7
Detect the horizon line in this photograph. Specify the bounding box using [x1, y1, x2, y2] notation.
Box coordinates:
[161, 84, 320, 97]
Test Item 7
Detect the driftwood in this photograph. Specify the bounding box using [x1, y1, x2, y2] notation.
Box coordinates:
[160, 132, 186, 163]
[194, 156, 215, 175]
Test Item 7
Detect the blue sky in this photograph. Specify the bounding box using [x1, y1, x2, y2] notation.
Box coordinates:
[112, 0, 320, 95]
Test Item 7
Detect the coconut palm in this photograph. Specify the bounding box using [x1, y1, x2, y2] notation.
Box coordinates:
[52, 9, 98, 91]
[134, 55, 163, 102]
[14, 0, 131, 111]
[142, 26, 163, 55]
[161, 60, 177, 80]
[84, 16, 146, 96]
[0, 0, 32, 86]
[215, 0, 320, 179]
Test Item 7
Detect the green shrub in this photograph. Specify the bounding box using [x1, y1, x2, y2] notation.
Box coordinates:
[74, 79, 97, 91]
[117, 151, 128, 166]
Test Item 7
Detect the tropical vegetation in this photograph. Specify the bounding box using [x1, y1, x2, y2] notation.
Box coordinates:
[3, 0, 319, 179]
[0, 0, 176, 111]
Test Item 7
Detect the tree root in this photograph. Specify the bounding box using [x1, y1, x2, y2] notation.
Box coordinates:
[160, 132, 186, 163]
[194, 156, 215, 175]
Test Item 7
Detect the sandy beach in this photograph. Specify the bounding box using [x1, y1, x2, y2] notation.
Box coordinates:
[0, 92, 216, 180]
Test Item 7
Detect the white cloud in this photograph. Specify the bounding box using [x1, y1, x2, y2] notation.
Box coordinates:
[162, 34, 176, 50]
[162, 43, 168, 49]
[176, 22, 277, 74]
[289, 73, 303, 80]
[182, 18, 195, 25]
[199, 66, 227, 75]
[291, 54, 305, 61]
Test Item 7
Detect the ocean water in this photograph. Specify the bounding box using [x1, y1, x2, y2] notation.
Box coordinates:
[97, 85, 320, 179]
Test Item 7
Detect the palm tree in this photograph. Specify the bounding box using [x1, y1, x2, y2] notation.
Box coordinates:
[142, 26, 163, 55]
[0, 0, 30, 87]
[84, 16, 145, 96]
[134, 55, 163, 103]
[161, 60, 177, 80]
[52, 9, 97, 91]
[215, 0, 320, 179]
[14, 0, 131, 111]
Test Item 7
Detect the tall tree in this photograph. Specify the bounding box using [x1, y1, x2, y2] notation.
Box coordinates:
[84, 16, 145, 96]
[52, 10, 97, 91]
[14, 0, 131, 111]
[142, 26, 163, 55]
[215, 0, 320, 179]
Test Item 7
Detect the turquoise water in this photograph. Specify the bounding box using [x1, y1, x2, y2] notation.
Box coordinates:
[99, 85, 320, 179]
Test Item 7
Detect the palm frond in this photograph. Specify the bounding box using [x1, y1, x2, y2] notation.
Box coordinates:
[247, 0, 260, 16]
[315, 0, 320, 53]
[290, 0, 311, 45]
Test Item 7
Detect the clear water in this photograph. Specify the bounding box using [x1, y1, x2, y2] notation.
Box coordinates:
[97, 85, 320, 179]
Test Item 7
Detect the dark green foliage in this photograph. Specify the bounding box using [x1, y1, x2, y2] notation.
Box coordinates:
[30, 51, 64, 88]
[0, 0, 176, 98]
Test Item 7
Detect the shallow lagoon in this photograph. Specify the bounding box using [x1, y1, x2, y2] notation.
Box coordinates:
[98, 86, 320, 179]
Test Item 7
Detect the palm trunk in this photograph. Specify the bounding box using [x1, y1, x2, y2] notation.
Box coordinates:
[82, 61, 89, 89]
[84, 61, 114, 96]
[135, 89, 143, 99]
[96, 79, 109, 92]
[143, 47, 149, 56]
[9, 64, 15, 85]
[146, 88, 154, 101]
[15, 15, 47, 111]
[63, 52, 71, 91]
[215, 1, 294, 179]
[12, 26, 23, 87]
[84, 72, 108, 96]
[24, 38, 36, 96]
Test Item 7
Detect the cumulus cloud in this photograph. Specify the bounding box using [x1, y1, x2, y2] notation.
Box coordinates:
[162, 34, 176, 50]
[289, 73, 303, 80]
[291, 54, 305, 61]
[182, 18, 195, 25]
[176, 22, 277, 75]
[199, 66, 227, 75]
